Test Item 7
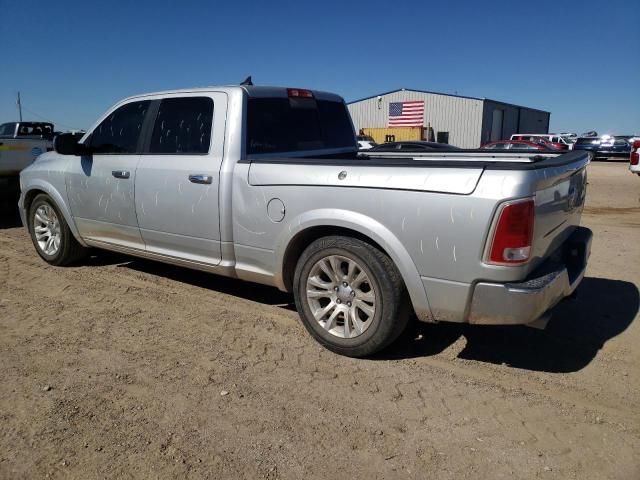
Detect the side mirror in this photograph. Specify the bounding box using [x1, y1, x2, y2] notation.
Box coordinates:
[53, 132, 90, 155]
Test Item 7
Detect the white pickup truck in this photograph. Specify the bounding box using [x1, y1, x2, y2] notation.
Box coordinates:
[0, 122, 54, 194]
[19, 85, 592, 357]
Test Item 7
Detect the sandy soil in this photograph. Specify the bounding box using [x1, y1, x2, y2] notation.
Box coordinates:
[0, 161, 638, 479]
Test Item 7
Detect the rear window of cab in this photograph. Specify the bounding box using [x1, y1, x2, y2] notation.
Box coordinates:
[246, 97, 355, 155]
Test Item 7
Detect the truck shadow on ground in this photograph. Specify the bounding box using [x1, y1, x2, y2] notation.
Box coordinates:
[120, 255, 637, 373]
[0, 199, 22, 229]
[118, 257, 297, 311]
[380, 277, 639, 373]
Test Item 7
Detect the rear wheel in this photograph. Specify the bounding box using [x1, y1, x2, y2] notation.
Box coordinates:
[28, 194, 87, 266]
[293, 235, 410, 357]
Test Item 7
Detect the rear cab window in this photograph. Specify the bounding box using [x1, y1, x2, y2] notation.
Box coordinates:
[246, 94, 355, 156]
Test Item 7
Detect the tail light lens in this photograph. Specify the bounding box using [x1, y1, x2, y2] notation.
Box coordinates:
[287, 88, 314, 98]
[631, 140, 640, 166]
[487, 199, 535, 265]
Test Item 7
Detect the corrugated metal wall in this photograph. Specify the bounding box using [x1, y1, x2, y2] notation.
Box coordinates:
[481, 100, 550, 144]
[347, 90, 484, 148]
[518, 109, 550, 134]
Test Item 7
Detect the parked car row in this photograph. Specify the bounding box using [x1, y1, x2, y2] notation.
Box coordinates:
[477, 132, 637, 161]
[572, 135, 635, 159]
[510, 134, 572, 150]
[482, 139, 558, 151]
[358, 133, 639, 177]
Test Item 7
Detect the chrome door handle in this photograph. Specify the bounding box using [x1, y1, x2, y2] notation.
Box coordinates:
[112, 170, 130, 179]
[188, 174, 213, 185]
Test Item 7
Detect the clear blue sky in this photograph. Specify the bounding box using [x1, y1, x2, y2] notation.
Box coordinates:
[1, 0, 638, 135]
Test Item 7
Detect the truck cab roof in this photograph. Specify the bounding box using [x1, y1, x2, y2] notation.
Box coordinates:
[119, 85, 345, 103]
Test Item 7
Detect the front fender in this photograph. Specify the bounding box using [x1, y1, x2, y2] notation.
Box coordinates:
[20, 179, 87, 247]
[274, 208, 433, 322]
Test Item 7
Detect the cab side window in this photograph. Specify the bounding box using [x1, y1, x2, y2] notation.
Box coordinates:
[90, 101, 150, 154]
[149, 97, 214, 154]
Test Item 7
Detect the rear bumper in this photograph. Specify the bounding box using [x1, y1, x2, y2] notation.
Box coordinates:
[468, 227, 592, 325]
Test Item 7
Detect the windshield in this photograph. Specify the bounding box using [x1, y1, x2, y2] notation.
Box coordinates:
[246, 97, 355, 155]
[0, 123, 16, 136]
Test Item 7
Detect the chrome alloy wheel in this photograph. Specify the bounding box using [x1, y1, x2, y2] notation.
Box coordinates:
[33, 204, 61, 256]
[305, 255, 377, 338]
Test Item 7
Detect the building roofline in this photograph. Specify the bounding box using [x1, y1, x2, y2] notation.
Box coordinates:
[483, 98, 550, 114]
[347, 88, 550, 114]
[347, 88, 483, 104]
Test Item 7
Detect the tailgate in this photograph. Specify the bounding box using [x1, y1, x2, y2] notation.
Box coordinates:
[530, 155, 589, 265]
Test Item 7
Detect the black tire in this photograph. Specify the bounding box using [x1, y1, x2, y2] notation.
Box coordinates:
[293, 235, 410, 357]
[28, 193, 87, 266]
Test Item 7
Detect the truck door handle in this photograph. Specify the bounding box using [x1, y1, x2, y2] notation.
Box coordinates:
[188, 174, 213, 185]
[112, 170, 130, 179]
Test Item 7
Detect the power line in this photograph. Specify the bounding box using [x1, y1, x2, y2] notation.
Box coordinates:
[19, 104, 79, 131]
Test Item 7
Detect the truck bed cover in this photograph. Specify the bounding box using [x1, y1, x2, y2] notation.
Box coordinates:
[244, 150, 591, 171]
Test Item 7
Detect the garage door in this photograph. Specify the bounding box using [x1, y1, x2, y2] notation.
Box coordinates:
[490, 109, 504, 141]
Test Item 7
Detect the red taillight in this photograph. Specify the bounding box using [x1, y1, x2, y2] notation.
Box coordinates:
[488, 199, 535, 265]
[287, 88, 314, 98]
[631, 140, 640, 166]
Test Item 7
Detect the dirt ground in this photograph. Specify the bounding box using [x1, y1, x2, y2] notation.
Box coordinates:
[0, 161, 639, 479]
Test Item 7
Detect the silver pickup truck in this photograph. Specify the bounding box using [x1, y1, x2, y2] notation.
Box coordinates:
[18, 85, 592, 357]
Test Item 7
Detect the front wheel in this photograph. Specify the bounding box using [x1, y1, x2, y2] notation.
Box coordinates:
[28, 193, 87, 266]
[293, 235, 410, 357]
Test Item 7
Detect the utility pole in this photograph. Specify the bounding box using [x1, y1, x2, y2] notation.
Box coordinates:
[16, 92, 22, 122]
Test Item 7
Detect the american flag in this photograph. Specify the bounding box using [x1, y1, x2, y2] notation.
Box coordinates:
[388, 101, 424, 126]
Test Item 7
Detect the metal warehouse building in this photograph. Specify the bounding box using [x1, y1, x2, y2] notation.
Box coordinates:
[347, 88, 550, 148]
